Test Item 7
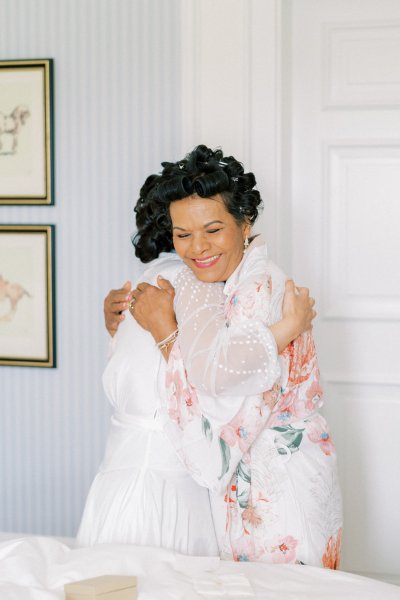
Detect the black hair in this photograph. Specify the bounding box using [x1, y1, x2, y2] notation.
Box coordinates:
[132, 144, 263, 262]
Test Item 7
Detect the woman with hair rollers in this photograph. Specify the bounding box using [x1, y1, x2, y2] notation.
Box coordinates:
[81, 145, 342, 567]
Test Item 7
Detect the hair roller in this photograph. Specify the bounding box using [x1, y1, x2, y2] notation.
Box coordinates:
[224, 157, 244, 179]
[155, 212, 171, 230]
[195, 144, 214, 163]
[194, 170, 230, 197]
[156, 176, 193, 202]
[235, 172, 256, 192]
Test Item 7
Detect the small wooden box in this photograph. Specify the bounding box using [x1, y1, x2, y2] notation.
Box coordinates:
[65, 575, 137, 600]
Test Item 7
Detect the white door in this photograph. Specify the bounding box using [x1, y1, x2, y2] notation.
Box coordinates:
[285, 0, 400, 579]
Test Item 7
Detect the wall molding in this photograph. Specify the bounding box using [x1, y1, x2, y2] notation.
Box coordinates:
[180, 0, 252, 160]
[321, 139, 400, 321]
[323, 20, 400, 109]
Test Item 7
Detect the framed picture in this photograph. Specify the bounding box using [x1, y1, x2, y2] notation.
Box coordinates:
[0, 225, 56, 367]
[0, 59, 54, 205]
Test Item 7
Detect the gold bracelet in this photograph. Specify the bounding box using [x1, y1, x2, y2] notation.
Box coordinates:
[158, 336, 177, 353]
[156, 328, 178, 352]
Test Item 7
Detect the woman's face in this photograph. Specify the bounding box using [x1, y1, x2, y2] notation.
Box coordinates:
[170, 194, 251, 283]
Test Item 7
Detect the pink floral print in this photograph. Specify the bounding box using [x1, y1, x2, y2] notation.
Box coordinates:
[307, 414, 336, 456]
[219, 390, 277, 454]
[165, 344, 201, 428]
[322, 528, 342, 569]
[242, 505, 263, 528]
[162, 245, 342, 568]
[231, 534, 263, 562]
[271, 535, 298, 563]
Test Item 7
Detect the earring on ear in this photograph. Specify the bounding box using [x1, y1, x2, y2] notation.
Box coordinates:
[243, 237, 249, 253]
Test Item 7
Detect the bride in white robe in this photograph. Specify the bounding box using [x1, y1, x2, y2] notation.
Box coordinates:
[76, 252, 219, 556]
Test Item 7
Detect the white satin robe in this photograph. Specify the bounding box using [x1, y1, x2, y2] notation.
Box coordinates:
[76, 253, 219, 556]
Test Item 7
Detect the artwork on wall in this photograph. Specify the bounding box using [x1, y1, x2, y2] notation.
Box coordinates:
[0, 59, 54, 205]
[0, 225, 56, 367]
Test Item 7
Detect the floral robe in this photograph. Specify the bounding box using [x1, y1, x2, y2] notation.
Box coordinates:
[160, 239, 343, 567]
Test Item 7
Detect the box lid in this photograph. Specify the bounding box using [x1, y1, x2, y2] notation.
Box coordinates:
[64, 575, 137, 595]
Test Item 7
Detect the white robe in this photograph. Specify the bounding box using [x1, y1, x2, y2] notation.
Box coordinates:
[76, 253, 219, 556]
[161, 239, 343, 565]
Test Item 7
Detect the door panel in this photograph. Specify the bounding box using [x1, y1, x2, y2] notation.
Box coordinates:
[286, 0, 400, 576]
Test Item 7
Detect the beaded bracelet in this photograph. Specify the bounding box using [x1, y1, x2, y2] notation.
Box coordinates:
[156, 328, 179, 352]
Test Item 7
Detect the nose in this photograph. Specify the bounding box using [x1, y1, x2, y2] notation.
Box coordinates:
[190, 233, 211, 255]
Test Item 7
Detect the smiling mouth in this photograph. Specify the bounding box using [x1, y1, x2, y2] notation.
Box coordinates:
[193, 254, 221, 268]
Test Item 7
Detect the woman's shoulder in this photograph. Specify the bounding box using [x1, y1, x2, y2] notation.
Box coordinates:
[225, 239, 286, 294]
[135, 252, 183, 286]
[265, 259, 287, 290]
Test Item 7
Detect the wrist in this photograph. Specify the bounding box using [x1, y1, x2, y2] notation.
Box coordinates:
[151, 320, 178, 345]
[155, 327, 179, 363]
[270, 316, 299, 354]
[284, 315, 301, 341]
[156, 328, 178, 351]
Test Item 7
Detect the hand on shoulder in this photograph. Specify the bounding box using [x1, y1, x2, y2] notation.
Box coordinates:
[270, 279, 316, 353]
[104, 281, 132, 337]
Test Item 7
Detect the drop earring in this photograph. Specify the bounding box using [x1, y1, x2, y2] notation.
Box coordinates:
[243, 236, 249, 253]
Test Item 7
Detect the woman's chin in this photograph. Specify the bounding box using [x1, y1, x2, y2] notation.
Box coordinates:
[191, 270, 217, 283]
[187, 265, 224, 283]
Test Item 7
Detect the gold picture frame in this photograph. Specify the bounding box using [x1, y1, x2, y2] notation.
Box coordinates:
[0, 225, 56, 367]
[0, 59, 54, 205]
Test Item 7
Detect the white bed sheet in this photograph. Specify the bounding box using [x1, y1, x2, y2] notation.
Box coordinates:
[0, 535, 399, 599]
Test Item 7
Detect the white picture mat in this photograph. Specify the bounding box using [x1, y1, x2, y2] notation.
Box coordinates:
[0, 66, 46, 197]
[0, 231, 49, 360]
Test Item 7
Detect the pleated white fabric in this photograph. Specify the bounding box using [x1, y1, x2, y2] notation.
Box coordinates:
[76, 254, 219, 556]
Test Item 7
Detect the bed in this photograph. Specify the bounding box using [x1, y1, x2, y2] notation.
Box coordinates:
[0, 535, 399, 599]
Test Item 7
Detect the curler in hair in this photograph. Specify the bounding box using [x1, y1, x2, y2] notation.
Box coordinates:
[194, 170, 230, 197]
[156, 176, 193, 202]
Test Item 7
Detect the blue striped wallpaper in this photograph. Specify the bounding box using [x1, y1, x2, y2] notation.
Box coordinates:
[0, 0, 182, 536]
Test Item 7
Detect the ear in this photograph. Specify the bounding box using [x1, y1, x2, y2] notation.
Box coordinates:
[242, 220, 251, 239]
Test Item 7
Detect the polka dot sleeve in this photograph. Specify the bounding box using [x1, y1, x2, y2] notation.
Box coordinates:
[174, 263, 281, 397]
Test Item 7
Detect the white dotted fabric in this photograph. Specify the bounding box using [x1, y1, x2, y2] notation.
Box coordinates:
[174, 244, 284, 397]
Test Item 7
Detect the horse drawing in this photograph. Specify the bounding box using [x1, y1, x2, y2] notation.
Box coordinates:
[0, 105, 30, 155]
[0, 275, 32, 321]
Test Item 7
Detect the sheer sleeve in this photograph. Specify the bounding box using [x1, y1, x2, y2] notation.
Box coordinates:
[160, 254, 284, 494]
[174, 266, 281, 397]
[162, 341, 280, 495]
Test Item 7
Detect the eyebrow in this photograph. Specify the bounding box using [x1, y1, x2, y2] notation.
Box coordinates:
[172, 220, 225, 231]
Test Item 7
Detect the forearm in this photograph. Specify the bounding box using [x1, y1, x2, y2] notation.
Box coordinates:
[270, 317, 301, 354]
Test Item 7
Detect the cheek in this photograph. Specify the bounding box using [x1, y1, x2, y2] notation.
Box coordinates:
[225, 235, 243, 258]
[172, 237, 186, 259]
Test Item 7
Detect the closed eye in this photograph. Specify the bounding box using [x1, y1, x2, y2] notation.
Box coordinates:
[207, 228, 222, 234]
[176, 233, 191, 238]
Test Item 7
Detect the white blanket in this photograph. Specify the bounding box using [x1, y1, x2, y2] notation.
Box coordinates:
[0, 536, 399, 599]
